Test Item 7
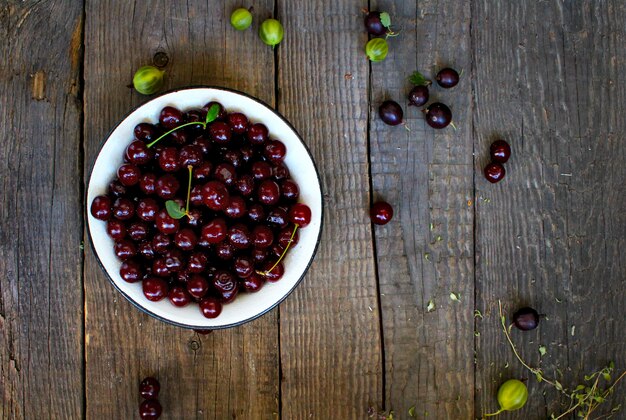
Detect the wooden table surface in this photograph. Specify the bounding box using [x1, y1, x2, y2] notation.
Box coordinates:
[1, 1, 625, 419]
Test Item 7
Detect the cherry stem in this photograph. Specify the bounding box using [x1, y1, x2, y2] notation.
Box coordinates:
[147, 121, 205, 148]
[259, 223, 299, 276]
[483, 409, 503, 417]
[185, 165, 193, 215]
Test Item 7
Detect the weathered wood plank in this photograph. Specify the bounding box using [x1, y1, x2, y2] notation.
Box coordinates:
[369, 0, 475, 417]
[276, 1, 384, 418]
[474, 1, 626, 418]
[83, 1, 279, 418]
[0, 1, 84, 419]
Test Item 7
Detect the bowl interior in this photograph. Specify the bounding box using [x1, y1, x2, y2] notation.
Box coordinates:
[87, 87, 322, 329]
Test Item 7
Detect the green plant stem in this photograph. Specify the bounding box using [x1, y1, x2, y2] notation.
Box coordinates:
[185, 165, 193, 214]
[258, 223, 298, 276]
[146, 121, 205, 148]
[483, 409, 503, 417]
[585, 370, 626, 419]
[498, 301, 560, 390]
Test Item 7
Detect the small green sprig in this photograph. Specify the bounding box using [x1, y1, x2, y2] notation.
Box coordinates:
[409, 70, 431, 87]
[146, 103, 220, 148]
[165, 165, 193, 219]
[497, 300, 625, 419]
[257, 223, 299, 277]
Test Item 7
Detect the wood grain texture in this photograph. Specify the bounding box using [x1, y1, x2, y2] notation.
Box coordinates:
[276, 1, 384, 418]
[83, 1, 279, 418]
[473, 1, 626, 418]
[0, 1, 83, 419]
[369, 0, 475, 417]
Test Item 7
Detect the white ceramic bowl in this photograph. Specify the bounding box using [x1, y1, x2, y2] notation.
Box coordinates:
[87, 87, 323, 329]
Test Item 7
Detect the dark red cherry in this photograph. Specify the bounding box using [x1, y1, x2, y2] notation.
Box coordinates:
[224, 196, 246, 219]
[484, 162, 506, 183]
[174, 228, 197, 251]
[436, 67, 460, 89]
[106, 219, 127, 240]
[126, 140, 152, 165]
[263, 139, 287, 162]
[281, 179, 299, 201]
[155, 209, 180, 234]
[247, 204, 266, 223]
[168, 285, 191, 307]
[251, 247, 268, 264]
[278, 225, 299, 248]
[139, 398, 162, 419]
[215, 241, 235, 260]
[199, 297, 223, 318]
[233, 256, 254, 278]
[262, 261, 284, 282]
[189, 185, 204, 207]
[193, 161, 213, 182]
[252, 225, 274, 248]
[243, 273, 264, 292]
[212, 271, 239, 303]
[152, 258, 170, 277]
[134, 123, 158, 142]
[163, 249, 184, 272]
[114, 239, 136, 260]
[490, 140, 511, 164]
[128, 222, 149, 241]
[266, 207, 288, 228]
[408, 85, 429, 107]
[213, 163, 237, 186]
[108, 180, 127, 198]
[136, 198, 159, 221]
[379, 100, 404, 126]
[112, 198, 135, 220]
[200, 218, 227, 244]
[169, 129, 189, 146]
[159, 106, 183, 129]
[227, 112, 249, 134]
[138, 241, 156, 260]
[186, 275, 209, 299]
[192, 135, 212, 156]
[139, 377, 160, 400]
[370, 201, 393, 225]
[513, 307, 540, 331]
[139, 173, 158, 195]
[201, 181, 230, 211]
[151, 232, 171, 254]
[187, 252, 208, 273]
[155, 174, 180, 199]
[247, 123, 269, 145]
[208, 121, 231, 144]
[222, 149, 243, 168]
[272, 163, 290, 180]
[258, 180, 280, 205]
[235, 174, 255, 197]
[251, 161, 272, 180]
[120, 260, 143, 283]
[158, 147, 180, 172]
[177, 144, 202, 167]
[141, 277, 167, 302]
[185, 209, 204, 229]
[423, 102, 452, 129]
[288, 203, 312, 227]
[228, 224, 251, 249]
[91, 195, 112, 220]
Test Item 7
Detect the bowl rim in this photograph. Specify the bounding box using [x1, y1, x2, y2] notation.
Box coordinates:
[86, 85, 324, 330]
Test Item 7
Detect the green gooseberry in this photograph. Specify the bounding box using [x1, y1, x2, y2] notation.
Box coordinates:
[365, 38, 388, 62]
[132, 65, 165, 95]
[485, 379, 528, 417]
[230, 8, 252, 31]
[259, 18, 284, 47]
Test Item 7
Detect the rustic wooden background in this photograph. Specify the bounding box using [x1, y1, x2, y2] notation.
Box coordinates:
[1, 0, 625, 419]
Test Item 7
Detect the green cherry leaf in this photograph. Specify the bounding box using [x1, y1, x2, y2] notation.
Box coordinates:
[409, 71, 431, 87]
[165, 200, 186, 219]
[380, 12, 391, 29]
[205, 103, 220, 124]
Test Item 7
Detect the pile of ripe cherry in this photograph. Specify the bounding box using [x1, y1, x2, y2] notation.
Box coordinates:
[90, 101, 312, 319]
